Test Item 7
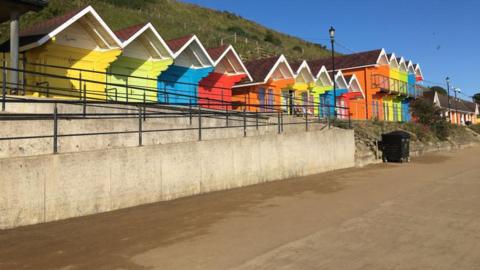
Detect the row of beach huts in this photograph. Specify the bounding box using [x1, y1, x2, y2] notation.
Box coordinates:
[1, 5, 478, 124]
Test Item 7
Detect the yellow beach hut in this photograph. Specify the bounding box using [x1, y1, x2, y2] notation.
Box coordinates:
[107, 23, 174, 103]
[1, 6, 122, 100]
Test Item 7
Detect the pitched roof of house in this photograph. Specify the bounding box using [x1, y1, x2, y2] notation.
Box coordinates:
[165, 34, 195, 54]
[425, 90, 477, 113]
[244, 55, 280, 83]
[308, 49, 384, 75]
[20, 7, 83, 38]
[0, 6, 121, 52]
[205, 44, 253, 82]
[0, 7, 82, 51]
[114, 23, 148, 41]
[206, 45, 230, 63]
[289, 61, 302, 73]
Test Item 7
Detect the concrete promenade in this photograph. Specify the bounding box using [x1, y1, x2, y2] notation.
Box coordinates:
[0, 147, 479, 269]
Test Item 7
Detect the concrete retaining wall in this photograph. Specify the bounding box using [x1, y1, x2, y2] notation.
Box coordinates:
[1, 101, 328, 158]
[0, 128, 354, 229]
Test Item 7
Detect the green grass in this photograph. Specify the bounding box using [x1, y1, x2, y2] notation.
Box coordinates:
[0, 0, 331, 61]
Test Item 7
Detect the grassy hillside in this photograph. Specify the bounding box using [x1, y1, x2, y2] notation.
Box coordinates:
[0, 0, 331, 61]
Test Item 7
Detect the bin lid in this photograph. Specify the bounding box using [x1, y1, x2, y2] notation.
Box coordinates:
[382, 130, 411, 139]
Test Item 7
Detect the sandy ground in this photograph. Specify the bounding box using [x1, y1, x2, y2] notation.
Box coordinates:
[0, 147, 479, 270]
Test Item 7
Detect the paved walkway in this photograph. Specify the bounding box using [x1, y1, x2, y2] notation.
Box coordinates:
[0, 147, 479, 270]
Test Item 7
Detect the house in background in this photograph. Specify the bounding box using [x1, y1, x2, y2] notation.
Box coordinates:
[232, 55, 295, 112]
[198, 44, 252, 111]
[424, 90, 478, 125]
[157, 34, 214, 105]
[0, 6, 122, 100]
[108, 22, 174, 102]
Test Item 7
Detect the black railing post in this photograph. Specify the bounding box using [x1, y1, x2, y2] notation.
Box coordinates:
[2, 58, 6, 111]
[125, 77, 129, 103]
[138, 106, 143, 146]
[115, 88, 118, 102]
[143, 107, 146, 122]
[256, 109, 259, 130]
[281, 111, 284, 132]
[53, 103, 58, 154]
[305, 103, 308, 132]
[189, 100, 192, 125]
[78, 72, 82, 100]
[143, 90, 146, 104]
[243, 108, 247, 137]
[348, 109, 352, 129]
[277, 111, 281, 134]
[21, 54, 26, 95]
[198, 109, 202, 141]
[327, 107, 331, 128]
[82, 82, 87, 117]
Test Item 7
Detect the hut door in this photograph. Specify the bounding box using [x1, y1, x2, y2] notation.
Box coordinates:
[258, 88, 265, 112]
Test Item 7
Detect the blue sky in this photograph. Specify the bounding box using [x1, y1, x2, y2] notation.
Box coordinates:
[181, 0, 479, 99]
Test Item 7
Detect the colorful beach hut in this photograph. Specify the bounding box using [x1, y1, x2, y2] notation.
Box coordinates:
[311, 49, 390, 120]
[288, 60, 316, 115]
[339, 74, 365, 120]
[309, 64, 333, 116]
[232, 55, 295, 112]
[0, 6, 122, 100]
[406, 60, 416, 97]
[157, 35, 214, 105]
[198, 44, 252, 110]
[106, 23, 174, 103]
[319, 71, 348, 118]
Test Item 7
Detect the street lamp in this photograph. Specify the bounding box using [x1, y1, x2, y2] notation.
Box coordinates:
[329, 26, 336, 118]
[454, 88, 461, 124]
[446, 77, 451, 123]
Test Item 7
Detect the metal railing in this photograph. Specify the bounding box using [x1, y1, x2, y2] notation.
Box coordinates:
[371, 74, 423, 97]
[0, 62, 353, 156]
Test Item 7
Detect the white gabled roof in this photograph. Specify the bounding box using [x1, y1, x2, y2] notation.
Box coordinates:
[347, 74, 365, 98]
[213, 44, 253, 82]
[376, 48, 390, 65]
[406, 60, 415, 73]
[172, 35, 215, 66]
[388, 53, 399, 68]
[334, 70, 349, 89]
[294, 60, 315, 83]
[264, 54, 295, 82]
[414, 63, 424, 79]
[315, 65, 333, 86]
[21, 5, 122, 51]
[397, 57, 407, 71]
[120, 23, 174, 59]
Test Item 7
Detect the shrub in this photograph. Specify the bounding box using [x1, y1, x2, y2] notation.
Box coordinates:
[264, 31, 282, 46]
[292, 45, 303, 54]
[227, 26, 247, 36]
[411, 98, 451, 140]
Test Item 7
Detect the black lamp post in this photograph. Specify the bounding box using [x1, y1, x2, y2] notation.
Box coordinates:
[446, 77, 451, 123]
[329, 26, 336, 118]
[454, 88, 461, 124]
